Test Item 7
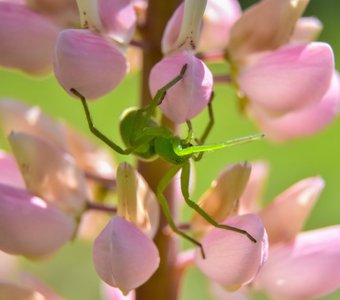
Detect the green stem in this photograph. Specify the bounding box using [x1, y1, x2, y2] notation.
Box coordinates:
[136, 1, 183, 300]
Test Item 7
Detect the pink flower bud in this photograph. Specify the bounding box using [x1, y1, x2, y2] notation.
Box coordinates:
[93, 216, 159, 294]
[195, 214, 268, 290]
[250, 71, 340, 142]
[199, 0, 241, 51]
[8, 132, 88, 217]
[98, 0, 137, 45]
[0, 151, 25, 189]
[260, 177, 324, 245]
[239, 42, 334, 116]
[149, 52, 213, 124]
[0, 183, 76, 258]
[254, 226, 340, 300]
[54, 29, 128, 100]
[0, 2, 60, 75]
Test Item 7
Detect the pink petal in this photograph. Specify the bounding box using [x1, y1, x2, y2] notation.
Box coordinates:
[239, 161, 269, 215]
[254, 226, 340, 300]
[0, 151, 25, 189]
[239, 42, 334, 115]
[0, 99, 68, 150]
[0, 183, 75, 258]
[9, 132, 88, 217]
[195, 214, 268, 289]
[161, 2, 184, 55]
[199, 0, 241, 51]
[149, 52, 213, 124]
[0, 250, 18, 281]
[290, 17, 323, 44]
[259, 177, 324, 245]
[0, 2, 60, 75]
[93, 216, 159, 294]
[250, 72, 340, 142]
[99, 0, 137, 45]
[54, 29, 128, 100]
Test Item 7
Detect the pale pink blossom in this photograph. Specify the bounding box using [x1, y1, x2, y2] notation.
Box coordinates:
[254, 226, 340, 300]
[199, 0, 241, 51]
[9, 132, 88, 217]
[0, 2, 60, 75]
[238, 42, 334, 116]
[149, 52, 213, 123]
[93, 216, 159, 294]
[195, 214, 268, 290]
[0, 183, 76, 258]
[54, 29, 128, 100]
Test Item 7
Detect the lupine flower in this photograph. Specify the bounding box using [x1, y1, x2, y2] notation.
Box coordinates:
[53, 0, 136, 99]
[0, 99, 116, 185]
[149, 52, 213, 124]
[93, 163, 160, 293]
[195, 213, 268, 290]
[253, 226, 340, 300]
[0, 180, 76, 258]
[150, 0, 213, 124]
[0, 1, 60, 75]
[54, 29, 128, 100]
[226, 0, 339, 142]
[190, 163, 268, 290]
[211, 161, 340, 300]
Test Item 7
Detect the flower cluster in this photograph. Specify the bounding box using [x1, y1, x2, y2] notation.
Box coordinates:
[0, 0, 340, 299]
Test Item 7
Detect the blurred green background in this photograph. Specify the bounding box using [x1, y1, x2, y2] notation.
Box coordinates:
[1, 1, 340, 299]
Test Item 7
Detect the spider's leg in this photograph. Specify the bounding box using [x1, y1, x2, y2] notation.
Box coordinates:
[181, 162, 257, 243]
[156, 164, 206, 259]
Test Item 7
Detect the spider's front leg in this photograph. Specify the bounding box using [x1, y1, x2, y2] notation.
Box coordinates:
[71, 88, 135, 155]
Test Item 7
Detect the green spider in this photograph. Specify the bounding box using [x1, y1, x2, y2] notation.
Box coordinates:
[71, 64, 263, 258]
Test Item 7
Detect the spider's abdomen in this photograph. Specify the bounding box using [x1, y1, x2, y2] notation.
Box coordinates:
[119, 107, 157, 160]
